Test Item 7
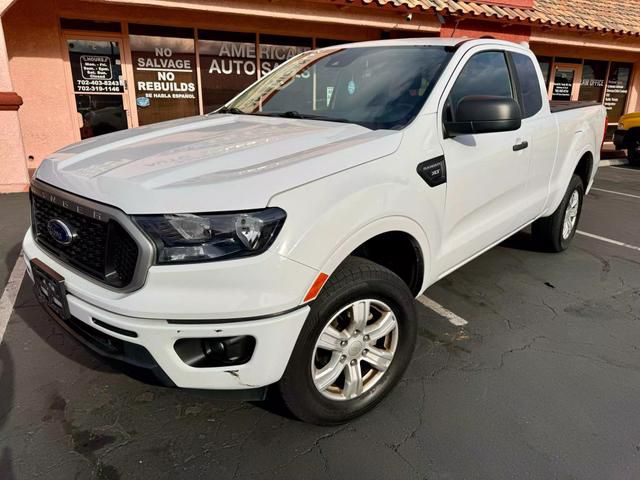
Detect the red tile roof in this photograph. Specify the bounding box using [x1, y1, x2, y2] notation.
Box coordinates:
[349, 0, 640, 36]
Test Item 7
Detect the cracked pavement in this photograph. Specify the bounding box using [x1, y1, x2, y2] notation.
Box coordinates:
[2, 165, 640, 479]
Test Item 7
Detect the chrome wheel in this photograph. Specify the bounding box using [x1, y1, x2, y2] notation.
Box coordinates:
[311, 299, 399, 401]
[562, 190, 580, 240]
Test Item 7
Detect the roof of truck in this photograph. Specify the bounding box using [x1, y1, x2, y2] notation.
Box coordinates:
[318, 37, 530, 51]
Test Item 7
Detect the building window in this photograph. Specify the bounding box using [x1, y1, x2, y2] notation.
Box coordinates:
[537, 54, 635, 142]
[579, 60, 608, 103]
[61, 18, 122, 33]
[551, 67, 575, 101]
[537, 56, 552, 87]
[604, 62, 632, 122]
[316, 38, 347, 48]
[198, 30, 257, 114]
[258, 34, 312, 77]
[604, 62, 632, 140]
[66, 39, 128, 139]
[129, 24, 199, 126]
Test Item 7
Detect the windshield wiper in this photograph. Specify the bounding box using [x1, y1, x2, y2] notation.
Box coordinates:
[216, 106, 246, 115]
[259, 111, 353, 124]
[274, 110, 305, 119]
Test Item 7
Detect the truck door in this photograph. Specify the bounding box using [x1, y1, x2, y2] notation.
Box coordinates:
[510, 52, 557, 215]
[436, 50, 533, 273]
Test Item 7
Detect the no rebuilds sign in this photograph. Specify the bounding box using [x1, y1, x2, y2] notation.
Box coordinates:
[135, 47, 197, 100]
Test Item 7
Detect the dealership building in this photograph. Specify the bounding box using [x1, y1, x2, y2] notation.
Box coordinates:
[1, 0, 640, 192]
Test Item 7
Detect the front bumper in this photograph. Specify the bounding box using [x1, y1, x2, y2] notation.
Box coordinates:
[23, 232, 312, 391]
[613, 129, 628, 150]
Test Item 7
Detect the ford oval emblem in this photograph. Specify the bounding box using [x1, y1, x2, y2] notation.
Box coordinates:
[47, 219, 76, 246]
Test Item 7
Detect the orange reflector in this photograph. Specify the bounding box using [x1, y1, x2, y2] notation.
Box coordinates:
[303, 272, 329, 302]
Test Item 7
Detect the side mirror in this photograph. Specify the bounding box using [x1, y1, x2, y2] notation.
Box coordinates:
[444, 96, 522, 137]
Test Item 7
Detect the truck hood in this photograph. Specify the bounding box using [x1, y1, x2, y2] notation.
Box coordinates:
[36, 114, 402, 214]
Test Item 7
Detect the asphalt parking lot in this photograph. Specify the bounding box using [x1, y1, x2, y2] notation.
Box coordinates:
[1, 165, 640, 480]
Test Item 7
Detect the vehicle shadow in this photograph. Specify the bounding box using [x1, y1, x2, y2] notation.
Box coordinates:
[251, 388, 298, 420]
[21, 305, 177, 388]
[3, 243, 21, 287]
[499, 229, 549, 253]
[0, 343, 16, 480]
[18, 286, 177, 397]
[16, 281, 226, 394]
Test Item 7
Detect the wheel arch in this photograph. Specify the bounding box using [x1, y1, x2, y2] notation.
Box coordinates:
[317, 217, 431, 298]
[574, 150, 594, 190]
[545, 143, 596, 216]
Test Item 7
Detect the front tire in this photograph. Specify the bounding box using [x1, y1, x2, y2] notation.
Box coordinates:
[278, 256, 417, 425]
[532, 174, 584, 252]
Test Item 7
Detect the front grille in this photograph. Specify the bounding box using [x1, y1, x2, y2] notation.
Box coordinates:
[31, 193, 139, 288]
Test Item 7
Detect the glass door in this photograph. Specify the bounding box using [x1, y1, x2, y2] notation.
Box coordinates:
[550, 63, 582, 101]
[64, 35, 132, 139]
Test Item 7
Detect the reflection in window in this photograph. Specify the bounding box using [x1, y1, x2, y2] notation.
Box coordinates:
[75, 94, 127, 139]
[225, 46, 453, 130]
[198, 30, 257, 113]
[449, 51, 513, 110]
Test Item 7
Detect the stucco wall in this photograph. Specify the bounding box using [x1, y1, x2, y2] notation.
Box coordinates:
[0, 18, 28, 191]
[3, 0, 76, 177]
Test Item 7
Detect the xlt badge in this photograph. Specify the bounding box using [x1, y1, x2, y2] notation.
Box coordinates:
[417, 155, 447, 187]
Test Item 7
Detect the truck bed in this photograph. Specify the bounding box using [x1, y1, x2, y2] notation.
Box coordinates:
[550, 100, 600, 113]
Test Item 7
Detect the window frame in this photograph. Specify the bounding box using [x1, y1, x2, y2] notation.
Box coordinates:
[508, 51, 543, 119]
[441, 48, 518, 133]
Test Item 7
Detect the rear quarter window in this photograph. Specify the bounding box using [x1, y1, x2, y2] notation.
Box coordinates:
[511, 52, 543, 118]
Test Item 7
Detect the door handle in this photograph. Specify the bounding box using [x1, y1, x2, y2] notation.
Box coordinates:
[513, 141, 529, 152]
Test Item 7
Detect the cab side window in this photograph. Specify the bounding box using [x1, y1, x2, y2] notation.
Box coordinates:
[511, 52, 543, 118]
[446, 51, 513, 121]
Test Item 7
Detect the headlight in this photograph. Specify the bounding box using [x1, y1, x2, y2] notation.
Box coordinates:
[134, 208, 286, 264]
[618, 120, 625, 130]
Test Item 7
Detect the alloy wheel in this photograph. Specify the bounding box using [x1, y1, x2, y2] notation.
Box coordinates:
[562, 189, 580, 240]
[311, 299, 399, 401]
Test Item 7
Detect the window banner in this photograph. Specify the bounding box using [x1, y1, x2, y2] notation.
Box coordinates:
[199, 38, 309, 113]
[130, 35, 199, 126]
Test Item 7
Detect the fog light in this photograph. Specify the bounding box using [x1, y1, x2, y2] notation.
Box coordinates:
[174, 336, 256, 368]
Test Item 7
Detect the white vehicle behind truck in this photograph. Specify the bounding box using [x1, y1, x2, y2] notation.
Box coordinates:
[24, 38, 606, 424]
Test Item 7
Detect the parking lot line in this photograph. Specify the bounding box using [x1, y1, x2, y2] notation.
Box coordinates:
[577, 230, 640, 253]
[0, 253, 26, 345]
[591, 187, 640, 200]
[418, 296, 468, 326]
[611, 166, 640, 172]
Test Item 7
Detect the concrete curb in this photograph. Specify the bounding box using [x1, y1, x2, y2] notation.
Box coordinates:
[600, 158, 628, 167]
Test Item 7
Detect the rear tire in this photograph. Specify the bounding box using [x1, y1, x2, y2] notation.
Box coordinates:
[628, 147, 640, 166]
[532, 174, 584, 252]
[278, 256, 417, 425]
[625, 131, 640, 166]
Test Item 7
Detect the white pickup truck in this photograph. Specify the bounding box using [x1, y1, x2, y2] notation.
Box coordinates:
[24, 38, 606, 424]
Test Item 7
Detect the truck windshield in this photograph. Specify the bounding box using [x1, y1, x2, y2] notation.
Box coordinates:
[218, 46, 453, 130]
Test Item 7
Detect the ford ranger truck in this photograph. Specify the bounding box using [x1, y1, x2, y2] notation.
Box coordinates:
[24, 38, 607, 425]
